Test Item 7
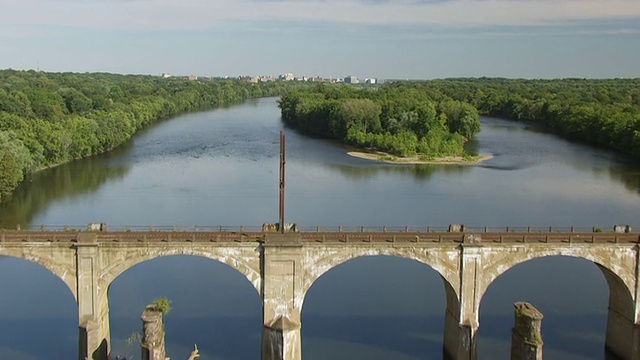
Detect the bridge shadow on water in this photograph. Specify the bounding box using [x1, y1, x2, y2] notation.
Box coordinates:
[478, 313, 607, 360]
[111, 316, 261, 360]
[0, 318, 76, 359]
[302, 313, 608, 360]
[302, 315, 443, 360]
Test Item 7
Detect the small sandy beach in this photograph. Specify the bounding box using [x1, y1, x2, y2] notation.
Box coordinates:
[347, 151, 493, 165]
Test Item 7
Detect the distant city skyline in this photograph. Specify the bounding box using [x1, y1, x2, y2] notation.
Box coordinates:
[1, 0, 639, 79]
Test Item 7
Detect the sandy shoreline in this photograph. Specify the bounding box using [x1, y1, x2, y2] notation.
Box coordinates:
[347, 151, 493, 165]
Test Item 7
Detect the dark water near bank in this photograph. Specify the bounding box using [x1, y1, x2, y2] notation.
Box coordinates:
[1, 97, 639, 359]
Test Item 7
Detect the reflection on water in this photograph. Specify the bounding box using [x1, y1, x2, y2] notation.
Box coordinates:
[0, 99, 639, 359]
[0, 156, 129, 229]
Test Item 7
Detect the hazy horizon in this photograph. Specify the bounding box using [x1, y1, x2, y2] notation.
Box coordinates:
[1, 0, 639, 80]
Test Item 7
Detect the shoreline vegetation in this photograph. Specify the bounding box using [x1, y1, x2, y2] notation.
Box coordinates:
[279, 79, 640, 164]
[0, 70, 313, 201]
[3, 72, 639, 201]
[278, 83, 482, 161]
[347, 151, 494, 165]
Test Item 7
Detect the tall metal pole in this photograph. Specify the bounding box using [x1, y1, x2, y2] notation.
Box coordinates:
[279, 131, 285, 234]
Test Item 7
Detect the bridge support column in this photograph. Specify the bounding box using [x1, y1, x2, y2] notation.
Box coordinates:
[444, 243, 481, 360]
[76, 233, 110, 360]
[604, 310, 640, 360]
[261, 234, 302, 360]
[603, 245, 640, 360]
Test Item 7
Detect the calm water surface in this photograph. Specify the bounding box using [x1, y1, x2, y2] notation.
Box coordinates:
[0, 98, 639, 359]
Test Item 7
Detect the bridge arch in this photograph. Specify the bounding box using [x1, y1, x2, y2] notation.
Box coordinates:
[299, 246, 461, 312]
[476, 251, 632, 358]
[98, 246, 262, 294]
[477, 247, 636, 307]
[0, 247, 77, 300]
[0, 255, 79, 359]
[106, 252, 264, 360]
[299, 251, 453, 358]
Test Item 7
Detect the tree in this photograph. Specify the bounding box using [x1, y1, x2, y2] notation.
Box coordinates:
[0, 130, 33, 198]
[439, 100, 481, 139]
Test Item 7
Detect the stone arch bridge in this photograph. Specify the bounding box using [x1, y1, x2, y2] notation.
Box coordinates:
[0, 228, 639, 360]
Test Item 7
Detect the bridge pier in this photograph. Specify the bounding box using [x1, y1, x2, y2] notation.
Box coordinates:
[604, 310, 640, 360]
[261, 234, 303, 360]
[443, 242, 481, 360]
[443, 312, 478, 360]
[76, 233, 110, 360]
[596, 246, 640, 360]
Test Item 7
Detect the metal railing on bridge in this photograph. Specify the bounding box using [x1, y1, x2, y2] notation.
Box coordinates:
[0, 224, 637, 245]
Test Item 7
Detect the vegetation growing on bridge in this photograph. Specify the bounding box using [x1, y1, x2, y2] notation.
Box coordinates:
[278, 83, 481, 159]
[0, 70, 309, 200]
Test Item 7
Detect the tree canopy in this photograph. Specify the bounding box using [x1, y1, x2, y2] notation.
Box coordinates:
[280, 78, 640, 160]
[405, 78, 640, 157]
[278, 83, 481, 158]
[0, 69, 302, 199]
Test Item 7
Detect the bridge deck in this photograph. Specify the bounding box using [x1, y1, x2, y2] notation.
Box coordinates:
[0, 230, 638, 244]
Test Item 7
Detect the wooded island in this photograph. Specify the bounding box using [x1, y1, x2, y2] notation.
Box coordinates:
[278, 79, 640, 163]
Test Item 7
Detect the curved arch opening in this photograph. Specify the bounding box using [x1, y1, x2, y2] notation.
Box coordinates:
[478, 255, 618, 360]
[0, 255, 78, 359]
[301, 255, 448, 360]
[108, 255, 262, 360]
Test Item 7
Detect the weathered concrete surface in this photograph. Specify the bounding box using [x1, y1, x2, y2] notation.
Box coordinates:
[141, 305, 166, 360]
[76, 233, 110, 360]
[1, 229, 640, 359]
[511, 302, 543, 360]
[262, 234, 302, 360]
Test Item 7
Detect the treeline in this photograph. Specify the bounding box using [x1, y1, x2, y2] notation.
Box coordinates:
[0, 69, 298, 199]
[398, 78, 640, 157]
[278, 84, 481, 158]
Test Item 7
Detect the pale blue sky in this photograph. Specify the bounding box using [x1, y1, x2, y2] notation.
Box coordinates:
[1, 0, 639, 79]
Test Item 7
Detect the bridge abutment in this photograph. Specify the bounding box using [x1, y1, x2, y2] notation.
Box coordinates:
[261, 234, 303, 360]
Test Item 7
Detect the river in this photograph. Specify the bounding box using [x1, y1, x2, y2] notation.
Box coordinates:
[0, 97, 639, 360]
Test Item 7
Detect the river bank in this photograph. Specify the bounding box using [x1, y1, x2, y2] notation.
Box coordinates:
[347, 151, 493, 165]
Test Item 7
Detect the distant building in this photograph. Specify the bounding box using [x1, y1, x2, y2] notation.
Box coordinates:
[311, 76, 323, 82]
[240, 76, 259, 83]
[279, 73, 294, 81]
[260, 76, 276, 82]
[188, 75, 198, 81]
[344, 75, 359, 84]
[161, 73, 171, 78]
[365, 78, 377, 84]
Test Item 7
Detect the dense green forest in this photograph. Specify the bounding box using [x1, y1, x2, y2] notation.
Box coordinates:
[279, 78, 640, 161]
[278, 84, 481, 158]
[4, 72, 638, 201]
[389, 78, 640, 157]
[0, 69, 298, 199]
